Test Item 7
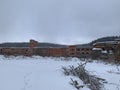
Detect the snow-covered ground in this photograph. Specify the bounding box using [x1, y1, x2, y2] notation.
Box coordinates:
[0, 55, 120, 90]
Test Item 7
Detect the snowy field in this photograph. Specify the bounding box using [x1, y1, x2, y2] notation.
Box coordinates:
[0, 55, 120, 90]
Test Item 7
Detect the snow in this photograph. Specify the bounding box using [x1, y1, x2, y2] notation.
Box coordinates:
[0, 55, 120, 90]
[86, 61, 120, 90]
[0, 56, 78, 90]
[92, 48, 102, 50]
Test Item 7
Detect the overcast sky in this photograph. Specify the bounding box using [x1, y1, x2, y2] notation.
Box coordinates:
[0, 0, 120, 44]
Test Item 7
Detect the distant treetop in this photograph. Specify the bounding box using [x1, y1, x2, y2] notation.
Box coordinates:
[89, 36, 120, 45]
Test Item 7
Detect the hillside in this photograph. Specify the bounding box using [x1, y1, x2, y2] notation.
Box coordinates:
[89, 36, 120, 45]
[0, 36, 120, 48]
[0, 42, 67, 48]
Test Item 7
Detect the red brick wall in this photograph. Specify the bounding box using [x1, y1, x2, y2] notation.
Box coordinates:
[30, 39, 38, 48]
[76, 48, 92, 58]
[49, 48, 67, 57]
[68, 45, 76, 57]
[0, 48, 30, 56]
[0, 40, 93, 57]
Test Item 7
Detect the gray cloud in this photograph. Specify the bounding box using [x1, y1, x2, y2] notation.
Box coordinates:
[0, 0, 120, 44]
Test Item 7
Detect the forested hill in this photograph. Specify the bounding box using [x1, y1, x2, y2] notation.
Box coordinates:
[0, 42, 67, 48]
[0, 36, 120, 47]
[89, 36, 120, 45]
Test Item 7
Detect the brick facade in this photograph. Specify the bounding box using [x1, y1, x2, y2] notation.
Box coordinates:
[49, 48, 67, 57]
[0, 47, 29, 56]
[30, 39, 38, 48]
[68, 45, 92, 58]
[0, 40, 92, 58]
[68, 45, 76, 57]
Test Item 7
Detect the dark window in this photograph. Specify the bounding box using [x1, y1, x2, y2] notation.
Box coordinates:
[72, 49, 75, 51]
[81, 48, 84, 51]
[86, 48, 89, 51]
[71, 53, 75, 55]
[86, 52, 89, 54]
[77, 48, 80, 51]
[82, 52, 84, 54]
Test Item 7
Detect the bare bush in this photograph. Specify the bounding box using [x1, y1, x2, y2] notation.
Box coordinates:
[62, 63, 106, 90]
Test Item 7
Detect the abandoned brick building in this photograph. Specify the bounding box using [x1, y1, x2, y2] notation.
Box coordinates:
[0, 40, 92, 57]
[0, 39, 120, 61]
